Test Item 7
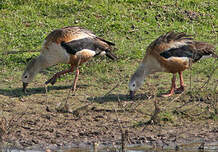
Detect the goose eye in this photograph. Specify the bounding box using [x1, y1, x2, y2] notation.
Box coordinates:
[133, 84, 136, 87]
[24, 75, 28, 78]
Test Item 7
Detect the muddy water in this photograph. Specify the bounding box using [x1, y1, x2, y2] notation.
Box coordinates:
[2, 142, 218, 152]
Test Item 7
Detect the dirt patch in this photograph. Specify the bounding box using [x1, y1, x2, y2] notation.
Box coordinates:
[0, 79, 217, 150]
[0, 67, 217, 150]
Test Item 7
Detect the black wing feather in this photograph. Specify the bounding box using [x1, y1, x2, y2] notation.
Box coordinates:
[61, 37, 117, 60]
[160, 45, 204, 62]
[61, 38, 98, 55]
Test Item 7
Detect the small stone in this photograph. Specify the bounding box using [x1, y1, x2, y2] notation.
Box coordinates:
[45, 149, 52, 152]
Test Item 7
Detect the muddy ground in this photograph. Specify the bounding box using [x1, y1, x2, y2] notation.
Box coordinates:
[0, 73, 217, 151]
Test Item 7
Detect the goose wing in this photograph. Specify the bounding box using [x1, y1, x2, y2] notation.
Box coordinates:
[60, 37, 117, 60]
[44, 26, 117, 60]
[148, 32, 216, 62]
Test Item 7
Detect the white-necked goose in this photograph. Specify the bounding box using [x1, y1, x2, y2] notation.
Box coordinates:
[129, 32, 217, 98]
[22, 26, 117, 93]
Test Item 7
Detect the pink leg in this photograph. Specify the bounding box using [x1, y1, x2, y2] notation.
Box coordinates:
[162, 74, 176, 97]
[175, 71, 185, 94]
[72, 67, 79, 94]
[45, 66, 74, 85]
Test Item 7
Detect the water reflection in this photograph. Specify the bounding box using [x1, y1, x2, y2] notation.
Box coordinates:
[2, 142, 218, 152]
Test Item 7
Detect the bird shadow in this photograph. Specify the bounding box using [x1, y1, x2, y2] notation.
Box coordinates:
[0, 85, 88, 97]
[87, 93, 152, 103]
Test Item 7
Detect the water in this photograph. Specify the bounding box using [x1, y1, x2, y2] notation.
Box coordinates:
[2, 141, 218, 152]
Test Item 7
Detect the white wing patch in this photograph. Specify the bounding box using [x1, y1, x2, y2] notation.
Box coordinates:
[75, 49, 96, 57]
[167, 57, 189, 62]
[99, 51, 106, 56]
[200, 54, 213, 60]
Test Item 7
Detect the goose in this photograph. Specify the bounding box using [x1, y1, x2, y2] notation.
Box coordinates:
[22, 26, 117, 93]
[129, 32, 217, 98]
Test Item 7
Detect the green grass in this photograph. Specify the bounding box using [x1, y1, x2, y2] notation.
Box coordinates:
[0, 0, 217, 79]
[0, 0, 217, 97]
[0, 0, 218, 147]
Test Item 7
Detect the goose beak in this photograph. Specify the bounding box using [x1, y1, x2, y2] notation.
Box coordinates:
[22, 82, 28, 93]
[129, 91, 135, 99]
